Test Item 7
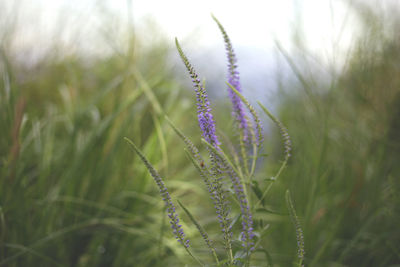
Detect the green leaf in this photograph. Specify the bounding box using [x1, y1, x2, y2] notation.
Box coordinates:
[255, 207, 283, 215]
[255, 247, 274, 267]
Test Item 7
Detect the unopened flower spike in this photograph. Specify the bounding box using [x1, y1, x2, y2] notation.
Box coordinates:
[286, 190, 305, 267]
[124, 138, 190, 248]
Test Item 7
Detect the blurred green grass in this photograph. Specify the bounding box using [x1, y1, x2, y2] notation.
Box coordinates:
[0, 13, 202, 265]
[1, 1, 400, 267]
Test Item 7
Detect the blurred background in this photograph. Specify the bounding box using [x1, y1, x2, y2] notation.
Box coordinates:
[1, 0, 399, 266]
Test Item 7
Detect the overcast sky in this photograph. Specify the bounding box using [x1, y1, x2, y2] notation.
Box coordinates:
[2, 0, 364, 60]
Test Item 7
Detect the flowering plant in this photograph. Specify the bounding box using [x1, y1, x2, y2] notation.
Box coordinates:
[125, 16, 304, 267]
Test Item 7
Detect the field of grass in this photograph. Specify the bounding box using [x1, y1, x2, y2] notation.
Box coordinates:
[1, 1, 400, 267]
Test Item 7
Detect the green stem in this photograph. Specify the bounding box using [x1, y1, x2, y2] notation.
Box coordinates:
[255, 181, 274, 208]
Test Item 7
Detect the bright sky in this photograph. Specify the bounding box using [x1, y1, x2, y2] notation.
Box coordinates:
[6, 0, 361, 61]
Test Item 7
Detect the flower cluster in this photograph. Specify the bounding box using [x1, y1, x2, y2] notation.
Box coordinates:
[127, 16, 300, 267]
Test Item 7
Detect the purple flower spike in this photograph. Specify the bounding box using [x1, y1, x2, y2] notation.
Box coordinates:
[176, 38, 221, 149]
[213, 16, 249, 142]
